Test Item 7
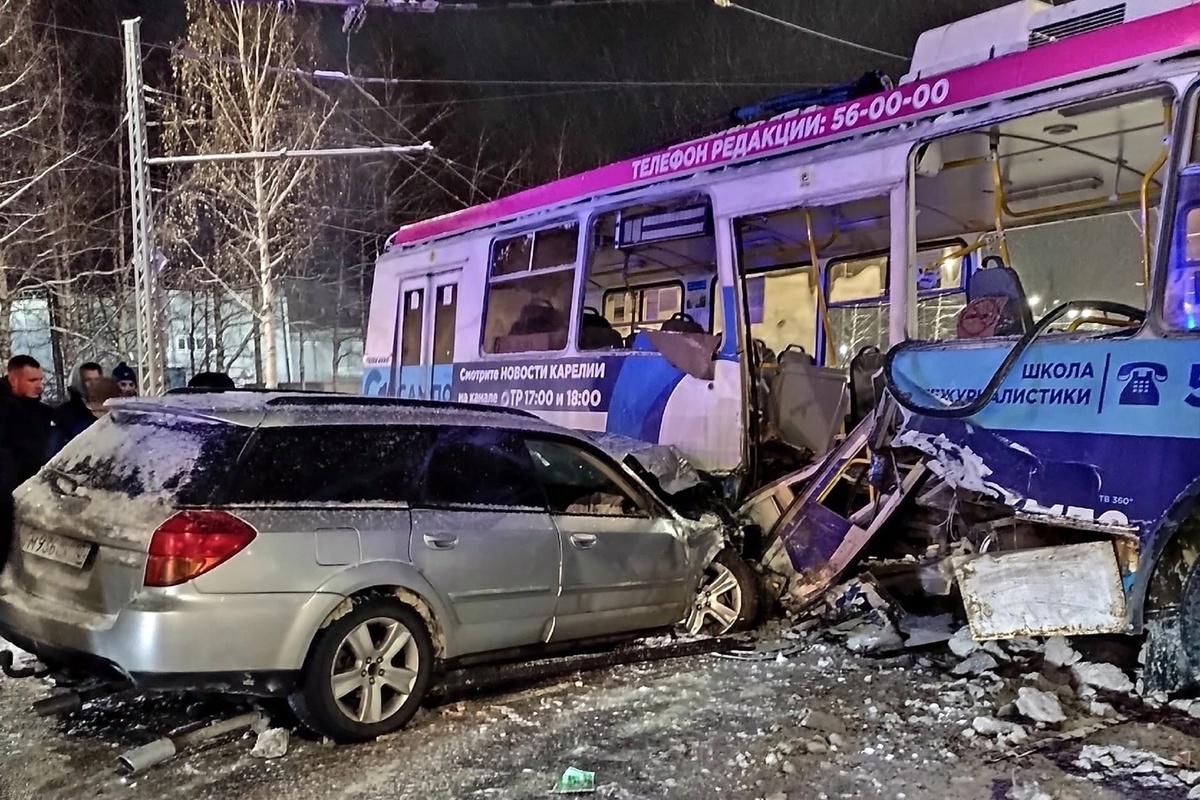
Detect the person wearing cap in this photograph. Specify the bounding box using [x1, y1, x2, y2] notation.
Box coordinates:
[112, 362, 138, 397]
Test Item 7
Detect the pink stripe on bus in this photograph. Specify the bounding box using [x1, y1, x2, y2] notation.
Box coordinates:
[389, 3, 1200, 249]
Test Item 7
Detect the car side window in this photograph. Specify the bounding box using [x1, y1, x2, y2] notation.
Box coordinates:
[524, 438, 649, 517]
[228, 426, 431, 504]
[419, 426, 546, 509]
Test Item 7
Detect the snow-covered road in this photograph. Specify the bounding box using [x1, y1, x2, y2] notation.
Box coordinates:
[0, 633, 1195, 800]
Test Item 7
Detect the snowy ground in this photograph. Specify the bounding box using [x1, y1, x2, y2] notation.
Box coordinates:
[2, 632, 1200, 800]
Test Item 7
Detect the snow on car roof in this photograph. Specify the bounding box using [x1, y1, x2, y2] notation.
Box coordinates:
[109, 392, 584, 438]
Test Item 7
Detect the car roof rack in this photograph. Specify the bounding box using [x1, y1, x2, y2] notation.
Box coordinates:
[165, 387, 335, 395]
[262, 394, 539, 418]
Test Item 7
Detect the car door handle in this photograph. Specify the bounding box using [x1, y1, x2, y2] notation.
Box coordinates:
[423, 534, 458, 550]
[570, 533, 598, 550]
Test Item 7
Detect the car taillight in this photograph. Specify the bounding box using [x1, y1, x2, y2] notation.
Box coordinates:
[144, 511, 256, 588]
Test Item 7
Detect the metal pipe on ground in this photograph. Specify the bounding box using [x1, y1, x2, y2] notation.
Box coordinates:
[32, 682, 129, 717]
[117, 711, 264, 775]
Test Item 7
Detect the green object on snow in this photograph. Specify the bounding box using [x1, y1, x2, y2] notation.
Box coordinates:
[551, 766, 596, 794]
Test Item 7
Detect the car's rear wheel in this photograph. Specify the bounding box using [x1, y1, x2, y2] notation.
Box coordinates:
[289, 598, 434, 743]
[684, 549, 760, 636]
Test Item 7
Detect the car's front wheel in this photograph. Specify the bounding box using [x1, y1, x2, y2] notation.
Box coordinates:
[684, 549, 760, 636]
[289, 598, 435, 743]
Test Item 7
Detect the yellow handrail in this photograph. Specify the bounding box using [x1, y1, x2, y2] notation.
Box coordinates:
[988, 136, 1013, 266]
[804, 209, 837, 364]
[1066, 315, 1139, 332]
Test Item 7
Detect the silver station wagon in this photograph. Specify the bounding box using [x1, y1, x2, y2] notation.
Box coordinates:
[0, 393, 758, 741]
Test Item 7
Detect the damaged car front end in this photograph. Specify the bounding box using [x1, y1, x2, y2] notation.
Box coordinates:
[585, 431, 762, 635]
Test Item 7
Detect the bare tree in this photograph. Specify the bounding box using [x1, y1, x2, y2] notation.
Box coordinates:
[162, 0, 337, 388]
[0, 0, 122, 397]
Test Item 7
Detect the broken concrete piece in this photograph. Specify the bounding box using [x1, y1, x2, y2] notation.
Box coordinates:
[971, 716, 1023, 737]
[1044, 637, 1082, 668]
[1016, 687, 1066, 724]
[827, 733, 846, 750]
[947, 627, 978, 658]
[1007, 781, 1052, 800]
[981, 641, 1011, 662]
[805, 739, 829, 754]
[250, 728, 290, 759]
[1004, 726, 1030, 746]
[1189, 786, 1200, 800]
[845, 621, 903, 654]
[1181, 770, 1200, 786]
[952, 651, 999, 677]
[799, 709, 848, 736]
[1071, 662, 1135, 694]
[1003, 637, 1042, 655]
[1089, 701, 1116, 718]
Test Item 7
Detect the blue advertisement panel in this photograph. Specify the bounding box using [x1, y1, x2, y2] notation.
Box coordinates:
[892, 337, 1200, 538]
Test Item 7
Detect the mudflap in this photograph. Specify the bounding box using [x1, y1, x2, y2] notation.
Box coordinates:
[1144, 615, 1193, 694]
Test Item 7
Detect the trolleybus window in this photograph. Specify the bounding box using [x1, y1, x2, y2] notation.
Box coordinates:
[577, 199, 716, 350]
[483, 223, 579, 355]
[911, 86, 1171, 339]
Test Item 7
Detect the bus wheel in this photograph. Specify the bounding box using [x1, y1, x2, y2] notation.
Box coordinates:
[684, 549, 760, 636]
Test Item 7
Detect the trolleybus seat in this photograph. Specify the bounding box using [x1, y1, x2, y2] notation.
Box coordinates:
[769, 344, 849, 458]
[579, 306, 624, 350]
[956, 256, 1034, 339]
[493, 298, 568, 353]
[659, 312, 706, 334]
[753, 338, 779, 435]
[848, 345, 885, 428]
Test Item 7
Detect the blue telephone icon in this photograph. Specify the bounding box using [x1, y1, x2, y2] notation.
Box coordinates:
[1116, 362, 1167, 407]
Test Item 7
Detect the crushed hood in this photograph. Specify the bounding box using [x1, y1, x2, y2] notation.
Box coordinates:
[583, 431, 703, 496]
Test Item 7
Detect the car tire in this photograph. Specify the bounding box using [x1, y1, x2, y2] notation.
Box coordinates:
[685, 548, 761, 636]
[289, 598, 435, 743]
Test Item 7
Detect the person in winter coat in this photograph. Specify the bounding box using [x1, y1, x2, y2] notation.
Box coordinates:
[112, 362, 138, 397]
[0, 355, 57, 573]
[55, 376, 122, 451]
[56, 362, 103, 442]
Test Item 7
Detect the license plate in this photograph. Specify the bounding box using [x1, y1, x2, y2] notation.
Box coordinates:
[21, 533, 92, 569]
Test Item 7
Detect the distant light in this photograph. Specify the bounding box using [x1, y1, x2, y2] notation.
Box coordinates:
[838, 345, 850, 356]
[1067, 310, 1080, 320]
[1028, 295, 1042, 306]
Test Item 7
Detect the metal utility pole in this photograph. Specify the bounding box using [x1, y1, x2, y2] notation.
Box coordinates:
[120, 17, 434, 394]
[123, 17, 168, 397]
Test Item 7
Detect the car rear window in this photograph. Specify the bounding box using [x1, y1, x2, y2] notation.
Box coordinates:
[228, 425, 433, 504]
[45, 412, 252, 505]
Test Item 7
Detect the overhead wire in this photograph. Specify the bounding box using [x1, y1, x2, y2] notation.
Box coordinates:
[713, 1, 907, 62]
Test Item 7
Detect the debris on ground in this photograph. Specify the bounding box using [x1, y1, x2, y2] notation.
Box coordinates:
[552, 766, 596, 794]
[947, 627, 978, 658]
[1015, 687, 1066, 725]
[1070, 662, 1135, 694]
[1074, 744, 1197, 791]
[797, 708, 848, 737]
[952, 651, 999, 677]
[250, 728, 290, 759]
[1007, 780, 1053, 800]
[1044, 637, 1082, 669]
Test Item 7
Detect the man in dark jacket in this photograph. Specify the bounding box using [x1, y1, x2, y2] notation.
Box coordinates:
[56, 362, 102, 443]
[0, 355, 57, 572]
